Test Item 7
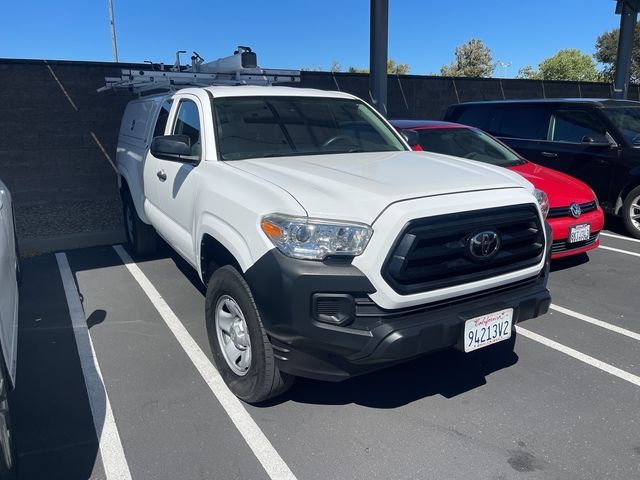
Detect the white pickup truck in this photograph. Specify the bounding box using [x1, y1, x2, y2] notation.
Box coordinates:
[116, 85, 552, 403]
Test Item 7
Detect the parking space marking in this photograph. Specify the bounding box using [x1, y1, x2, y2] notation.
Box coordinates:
[550, 304, 640, 341]
[55, 253, 132, 480]
[599, 245, 640, 258]
[516, 326, 640, 387]
[600, 232, 640, 244]
[112, 245, 297, 480]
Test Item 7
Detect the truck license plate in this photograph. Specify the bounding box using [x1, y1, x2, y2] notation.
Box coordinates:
[463, 308, 513, 353]
[569, 224, 590, 243]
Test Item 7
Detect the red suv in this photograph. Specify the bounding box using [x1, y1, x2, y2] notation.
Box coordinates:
[391, 120, 604, 259]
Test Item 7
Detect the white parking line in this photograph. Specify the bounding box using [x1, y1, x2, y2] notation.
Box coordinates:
[516, 326, 640, 387]
[600, 231, 640, 244]
[599, 245, 640, 258]
[550, 304, 640, 342]
[113, 245, 297, 480]
[55, 253, 132, 480]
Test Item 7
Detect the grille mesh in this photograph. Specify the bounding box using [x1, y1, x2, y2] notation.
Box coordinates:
[382, 204, 545, 295]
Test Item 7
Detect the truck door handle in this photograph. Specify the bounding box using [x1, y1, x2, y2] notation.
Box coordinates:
[541, 152, 558, 158]
[157, 170, 167, 181]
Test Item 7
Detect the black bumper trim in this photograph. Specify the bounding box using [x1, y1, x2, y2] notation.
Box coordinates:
[244, 223, 552, 382]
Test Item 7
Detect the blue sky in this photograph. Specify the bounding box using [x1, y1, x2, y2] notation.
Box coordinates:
[0, 0, 621, 77]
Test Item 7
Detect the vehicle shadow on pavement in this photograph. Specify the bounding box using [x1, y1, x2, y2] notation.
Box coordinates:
[14, 254, 102, 480]
[550, 252, 589, 272]
[263, 339, 519, 409]
[604, 213, 628, 236]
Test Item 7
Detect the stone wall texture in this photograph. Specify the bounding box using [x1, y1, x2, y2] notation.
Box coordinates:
[0, 59, 636, 252]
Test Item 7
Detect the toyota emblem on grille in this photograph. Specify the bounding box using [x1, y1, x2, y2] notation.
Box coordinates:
[468, 230, 501, 259]
[569, 202, 582, 218]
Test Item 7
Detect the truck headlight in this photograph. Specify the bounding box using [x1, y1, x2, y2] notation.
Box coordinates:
[261, 214, 373, 260]
[534, 189, 549, 219]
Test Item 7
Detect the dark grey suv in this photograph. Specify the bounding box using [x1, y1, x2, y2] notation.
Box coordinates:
[445, 98, 640, 238]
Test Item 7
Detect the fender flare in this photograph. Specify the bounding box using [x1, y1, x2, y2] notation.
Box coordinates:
[196, 212, 262, 278]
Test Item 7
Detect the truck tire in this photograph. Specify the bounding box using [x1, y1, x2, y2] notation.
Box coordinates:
[622, 185, 640, 239]
[0, 355, 17, 479]
[123, 191, 157, 256]
[205, 265, 294, 403]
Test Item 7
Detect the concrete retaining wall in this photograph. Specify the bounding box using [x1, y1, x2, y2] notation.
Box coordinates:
[0, 59, 635, 252]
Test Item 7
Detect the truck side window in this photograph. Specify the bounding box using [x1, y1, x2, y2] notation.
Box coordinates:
[493, 106, 550, 140]
[173, 100, 202, 158]
[550, 109, 608, 143]
[153, 99, 173, 138]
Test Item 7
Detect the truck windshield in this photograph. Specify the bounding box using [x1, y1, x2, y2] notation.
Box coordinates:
[601, 107, 640, 146]
[213, 96, 406, 160]
[414, 127, 525, 167]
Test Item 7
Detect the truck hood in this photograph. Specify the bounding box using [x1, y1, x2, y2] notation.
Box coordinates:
[228, 151, 532, 224]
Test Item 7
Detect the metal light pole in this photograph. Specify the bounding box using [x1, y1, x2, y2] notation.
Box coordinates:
[108, 0, 119, 63]
[370, 0, 388, 116]
[497, 61, 512, 78]
[613, 0, 640, 99]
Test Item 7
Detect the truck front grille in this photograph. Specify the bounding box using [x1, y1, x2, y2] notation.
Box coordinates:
[382, 204, 545, 295]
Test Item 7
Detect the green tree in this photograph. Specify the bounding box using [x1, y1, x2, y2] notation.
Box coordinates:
[387, 59, 410, 75]
[440, 38, 495, 77]
[516, 65, 542, 80]
[346, 59, 410, 74]
[518, 49, 599, 81]
[540, 49, 599, 81]
[594, 25, 640, 82]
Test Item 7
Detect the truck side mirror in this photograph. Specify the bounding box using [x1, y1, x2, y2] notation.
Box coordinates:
[151, 135, 192, 161]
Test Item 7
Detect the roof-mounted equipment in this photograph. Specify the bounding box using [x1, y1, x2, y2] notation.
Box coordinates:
[98, 46, 300, 93]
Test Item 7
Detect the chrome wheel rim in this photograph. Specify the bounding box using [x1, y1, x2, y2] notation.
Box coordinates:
[629, 194, 640, 230]
[215, 295, 251, 376]
[125, 204, 135, 242]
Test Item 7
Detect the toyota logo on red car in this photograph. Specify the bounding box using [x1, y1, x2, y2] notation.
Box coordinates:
[392, 119, 605, 260]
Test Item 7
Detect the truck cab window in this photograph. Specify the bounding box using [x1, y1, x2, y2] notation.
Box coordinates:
[173, 100, 202, 157]
[153, 99, 173, 138]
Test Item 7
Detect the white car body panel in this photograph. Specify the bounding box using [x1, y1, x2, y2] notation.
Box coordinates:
[230, 150, 533, 224]
[0, 179, 18, 385]
[117, 95, 164, 223]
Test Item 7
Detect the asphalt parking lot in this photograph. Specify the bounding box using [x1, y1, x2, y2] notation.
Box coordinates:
[11, 218, 640, 480]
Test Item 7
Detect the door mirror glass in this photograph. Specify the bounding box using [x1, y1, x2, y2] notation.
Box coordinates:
[150, 134, 192, 160]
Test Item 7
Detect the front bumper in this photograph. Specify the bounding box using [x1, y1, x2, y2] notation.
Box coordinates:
[548, 207, 604, 259]
[245, 225, 552, 382]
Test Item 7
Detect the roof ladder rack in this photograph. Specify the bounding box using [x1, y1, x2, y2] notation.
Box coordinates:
[98, 46, 300, 93]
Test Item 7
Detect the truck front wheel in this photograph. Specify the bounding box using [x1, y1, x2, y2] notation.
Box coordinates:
[123, 191, 157, 256]
[205, 265, 294, 404]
